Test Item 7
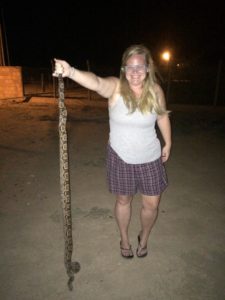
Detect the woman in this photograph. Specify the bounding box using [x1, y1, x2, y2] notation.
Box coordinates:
[53, 44, 171, 258]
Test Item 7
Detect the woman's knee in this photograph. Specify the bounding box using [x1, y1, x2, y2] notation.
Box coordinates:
[116, 195, 133, 205]
[141, 195, 160, 210]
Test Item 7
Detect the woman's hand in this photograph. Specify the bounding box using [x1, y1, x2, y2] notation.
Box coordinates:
[161, 144, 171, 163]
[52, 58, 74, 78]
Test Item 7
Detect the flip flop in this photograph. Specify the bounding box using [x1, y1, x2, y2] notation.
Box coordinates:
[136, 234, 148, 258]
[120, 241, 134, 259]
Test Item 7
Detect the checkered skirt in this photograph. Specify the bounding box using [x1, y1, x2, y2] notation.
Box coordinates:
[106, 144, 168, 196]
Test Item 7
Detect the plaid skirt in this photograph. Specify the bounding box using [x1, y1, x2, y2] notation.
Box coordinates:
[106, 144, 168, 196]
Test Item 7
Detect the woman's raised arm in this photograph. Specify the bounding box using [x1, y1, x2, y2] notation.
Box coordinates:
[53, 58, 118, 98]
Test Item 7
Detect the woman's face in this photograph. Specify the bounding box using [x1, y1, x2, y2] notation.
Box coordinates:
[124, 54, 148, 88]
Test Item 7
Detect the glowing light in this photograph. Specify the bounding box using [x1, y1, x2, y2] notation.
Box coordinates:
[161, 51, 171, 62]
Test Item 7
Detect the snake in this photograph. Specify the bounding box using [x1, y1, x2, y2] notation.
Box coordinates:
[57, 74, 81, 291]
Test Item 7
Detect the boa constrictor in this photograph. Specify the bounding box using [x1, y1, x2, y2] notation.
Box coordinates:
[57, 74, 80, 291]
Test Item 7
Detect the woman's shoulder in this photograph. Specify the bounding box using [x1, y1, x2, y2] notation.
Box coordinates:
[153, 82, 163, 94]
[108, 80, 121, 107]
[97, 76, 119, 99]
[152, 82, 166, 108]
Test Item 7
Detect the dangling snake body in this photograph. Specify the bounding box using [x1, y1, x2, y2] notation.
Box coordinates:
[57, 74, 80, 291]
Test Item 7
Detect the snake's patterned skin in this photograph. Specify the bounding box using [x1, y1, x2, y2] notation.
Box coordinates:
[58, 75, 80, 291]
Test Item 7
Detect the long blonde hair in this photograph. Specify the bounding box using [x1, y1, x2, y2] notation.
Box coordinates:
[120, 44, 166, 115]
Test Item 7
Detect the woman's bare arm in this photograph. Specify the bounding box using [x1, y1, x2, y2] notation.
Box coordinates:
[53, 58, 119, 98]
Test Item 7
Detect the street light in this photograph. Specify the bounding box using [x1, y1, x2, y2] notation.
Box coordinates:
[161, 50, 172, 103]
[161, 51, 171, 62]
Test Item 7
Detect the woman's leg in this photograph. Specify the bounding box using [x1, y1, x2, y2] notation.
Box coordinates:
[114, 195, 133, 251]
[137, 194, 161, 256]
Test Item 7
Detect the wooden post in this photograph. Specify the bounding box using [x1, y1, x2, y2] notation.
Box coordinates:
[0, 23, 5, 66]
[213, 59, 223, 106]
[41, 73, 45, 93]
[86, 59, 91, 101]
[53, 76, 57, 99]
[166, 62, 172, 103]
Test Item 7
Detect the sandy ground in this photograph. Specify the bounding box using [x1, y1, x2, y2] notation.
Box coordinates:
[0, 91, 225, 300]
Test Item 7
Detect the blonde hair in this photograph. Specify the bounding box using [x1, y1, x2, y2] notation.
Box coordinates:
[120, 44, 166, 115]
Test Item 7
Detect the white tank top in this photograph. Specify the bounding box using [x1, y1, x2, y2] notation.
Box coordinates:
[109, 96, 161, 164]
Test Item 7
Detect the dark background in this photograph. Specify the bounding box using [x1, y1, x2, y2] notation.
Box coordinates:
[1, 1, 225, 105]
[1, 0, 225, 69]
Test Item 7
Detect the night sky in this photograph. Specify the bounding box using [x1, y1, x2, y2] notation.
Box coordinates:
[1, 1, 225, 70]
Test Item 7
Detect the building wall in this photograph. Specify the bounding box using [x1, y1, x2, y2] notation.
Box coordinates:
[0, 67, 24, 99]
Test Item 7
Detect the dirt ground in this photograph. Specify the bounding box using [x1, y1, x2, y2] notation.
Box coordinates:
[0, 92, 225, 300]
